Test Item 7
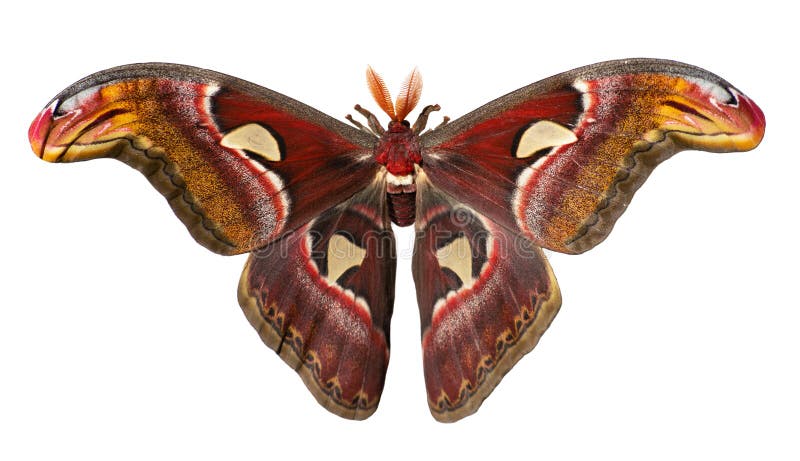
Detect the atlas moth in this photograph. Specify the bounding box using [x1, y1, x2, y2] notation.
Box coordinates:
[28, 59, 765, 421]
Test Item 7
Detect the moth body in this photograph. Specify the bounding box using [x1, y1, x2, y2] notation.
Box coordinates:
[362, 67, 430, 226]
[373, 121, 420, 225]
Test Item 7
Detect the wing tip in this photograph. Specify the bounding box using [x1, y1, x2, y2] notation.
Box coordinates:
[29, 101, 57, 160]
[736, 92, 766, 151]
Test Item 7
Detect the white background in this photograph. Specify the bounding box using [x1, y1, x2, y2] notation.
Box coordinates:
[2, 1, 797, 459]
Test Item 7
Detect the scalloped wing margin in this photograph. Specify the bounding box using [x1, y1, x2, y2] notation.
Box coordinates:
[238, 178, 395, 419]
[412, 173, 561, 422]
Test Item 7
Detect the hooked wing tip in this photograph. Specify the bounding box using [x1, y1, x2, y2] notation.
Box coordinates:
[738, 92, 766, 149]
[29, 101, 56, 159]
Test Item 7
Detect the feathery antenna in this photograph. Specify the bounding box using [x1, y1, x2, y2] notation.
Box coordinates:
[366, 66, 396, 120]
[395, 67, 422, 122]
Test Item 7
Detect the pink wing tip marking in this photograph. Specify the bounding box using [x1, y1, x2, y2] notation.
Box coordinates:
[29, 102, 55, 158]
[740, 93, 766, 144]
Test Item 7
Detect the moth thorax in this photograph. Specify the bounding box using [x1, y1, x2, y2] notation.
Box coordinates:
[375, 121, 422, 177]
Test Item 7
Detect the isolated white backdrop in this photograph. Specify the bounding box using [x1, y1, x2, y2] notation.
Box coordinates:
[2, 1, 796, 460]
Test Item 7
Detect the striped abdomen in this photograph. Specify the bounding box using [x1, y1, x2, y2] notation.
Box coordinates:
[388, 192, 415, 226]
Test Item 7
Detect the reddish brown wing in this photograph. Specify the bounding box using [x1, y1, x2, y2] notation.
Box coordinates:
[29, 63, 378, 255]
[412, 173, 561, 422]
[419, 59, 765, 254]
[238, 177, 395, 419]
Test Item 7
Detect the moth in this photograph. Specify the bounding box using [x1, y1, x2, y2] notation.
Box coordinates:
[28, 59, 765, 422]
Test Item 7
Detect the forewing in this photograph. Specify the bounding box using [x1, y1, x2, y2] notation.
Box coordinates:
[412, 173, 561, 422]
[29, 63, 378, 255]
[238, 177, 395, 419]
[420, 59, 765, 254]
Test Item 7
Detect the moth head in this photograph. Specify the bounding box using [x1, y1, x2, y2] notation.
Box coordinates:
[387, 119, 411, 133]
[350, 66, 442, 136]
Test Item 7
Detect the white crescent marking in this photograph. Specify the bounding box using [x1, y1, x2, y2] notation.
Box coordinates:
[220, 123, 282, 161]
[514, 120, 578, 159]
[326, 234, 367, 286]
[435, 235, 474, 287]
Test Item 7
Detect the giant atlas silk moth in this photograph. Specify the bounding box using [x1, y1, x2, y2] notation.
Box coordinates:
[27, 59, 765, 422]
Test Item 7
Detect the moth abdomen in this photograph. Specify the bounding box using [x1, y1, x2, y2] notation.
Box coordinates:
[387, 191, 416, 226]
